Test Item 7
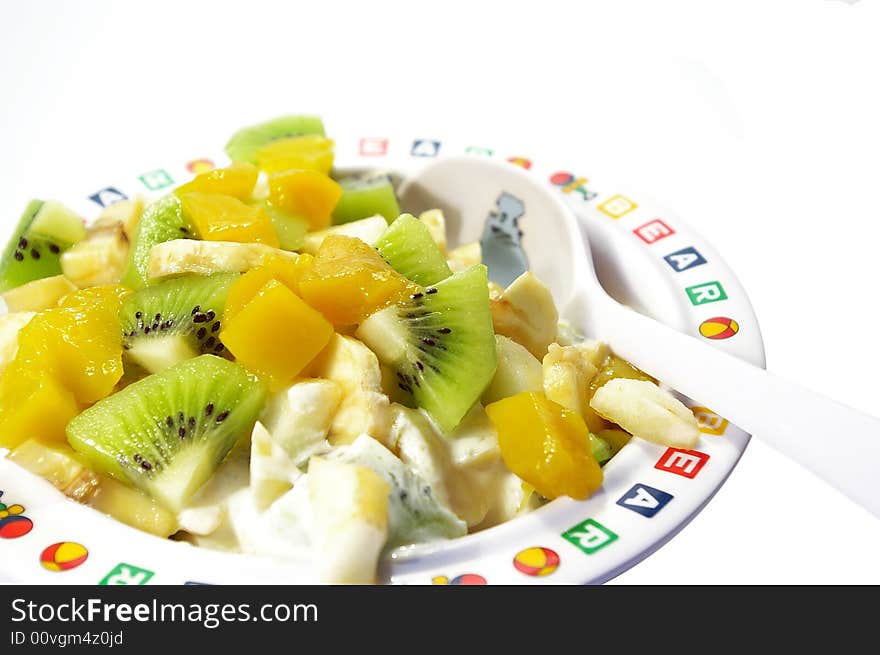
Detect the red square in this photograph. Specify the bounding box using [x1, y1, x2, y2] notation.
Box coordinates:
[359, 137, 388, 157]
[654, 447, 710, 479]
[634, 219, 675, 244]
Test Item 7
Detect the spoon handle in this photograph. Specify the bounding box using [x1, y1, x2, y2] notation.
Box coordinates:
[592, 299, 880, 518]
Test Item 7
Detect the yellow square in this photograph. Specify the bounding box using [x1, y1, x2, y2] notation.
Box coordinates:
[691, 407, 729, 436]
[598, 194, 638, 219]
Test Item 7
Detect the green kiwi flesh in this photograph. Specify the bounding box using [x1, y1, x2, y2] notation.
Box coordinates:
[66, 355, 266, 512]
[225, 115, 326, 164]
[331, 173, 400, 224]
[120, 195, 194, 290]
[374, 213, 451, 286]
[0, 200, 87, 292]
[356, 265, 497, 432]
[120, 273, 238, 373]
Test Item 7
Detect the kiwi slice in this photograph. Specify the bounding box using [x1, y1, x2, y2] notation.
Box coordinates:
[120, 273, 238, 373]
[225, 115, 326, 164]
[0, 200, 86, 292]
[120, 195, 194, 290]
[66, 354, 266, 512]
[374, 213, 451, 286]
[332, 173, 401, 225]
[356, 265, 497, 432]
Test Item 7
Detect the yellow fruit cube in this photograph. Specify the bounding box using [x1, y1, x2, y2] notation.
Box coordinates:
[256, 136, 334, 175]
[486, 391, 602, 500]
[175, 162, 258, 200]
[223, 254, 314, 322]
[220, 279, 333, 390]
[267, 169, 342, 230]
[179, 192, 279, 247]
[298, 235, 415, 325]
[1, 275, 77, 312]
[0, 374, 79, 447]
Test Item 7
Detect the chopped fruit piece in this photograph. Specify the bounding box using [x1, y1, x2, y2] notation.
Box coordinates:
[223, 255, 312, 321]
[259, 203, 309, 251]
[355, 265, 497, 432]
[2, 275, 76, 311]
[306, 334, 391, 446]
[220, 280, 333, 390]
[61, 223, 130, 288]
[9, 439, 178, 537]
[267, 169, 342, 230]
[308, 455, 390, 584]
[255, 135, 334, 175]
[419, 209, 447, 254]
[590, 378, 700, 448]
[121, 273, 238, 373]
[482, 335, 544, 404]
[121, 195, 195, 290]
[590, 433, 613, 465]
[92, 197, 144, 240]
[299, 235, 414, 325]
[260, 379, 341, 465]
[66, 355, 266, 512]
[0, 311, 34, 374]
[175, 162, 258, 200]
[374, 213, 452, 286]
[179, 192, 279, 247]
[300, 215, 387, 255]
[250, 421, 301, 510]
[0, 374, 79, 447]
[332, 173, 400, 224]
[447, 241, 481, 272]
[490, 271, 558, 358]
[486, 391, 603, 500]
[0, 286, 129, 433]
[225, 115, 326, 164]
[146, 239, 299, 280]
[542, 342, 609, 433]
[0, 200, 87, 292]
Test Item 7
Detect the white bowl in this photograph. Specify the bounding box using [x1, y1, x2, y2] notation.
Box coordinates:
[0, 131, 764, 585]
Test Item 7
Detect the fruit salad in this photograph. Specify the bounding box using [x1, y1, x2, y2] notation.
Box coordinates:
[0, 116, 702, 583]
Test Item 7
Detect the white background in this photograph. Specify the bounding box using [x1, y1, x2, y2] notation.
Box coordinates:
[1, 0, 878, 583]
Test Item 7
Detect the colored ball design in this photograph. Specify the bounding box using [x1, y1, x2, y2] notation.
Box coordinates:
[40, 542, 88, 572]
[507, 156, 532, 170]
[0, 515, 33, 539]
[186, 158, 215, 175]
[450, 573, 487, 585]
[699, 316, 739, 340]
[549, 171, 574, 186]
[513, 547, 560, 577]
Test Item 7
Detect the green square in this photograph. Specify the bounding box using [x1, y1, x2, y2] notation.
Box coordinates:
[138, 169, 174, 191]
[465, 146, 494, 156]
[99, 562, 154, 585]
[685, 281, 727, 306]
[561, 518, 618, 555]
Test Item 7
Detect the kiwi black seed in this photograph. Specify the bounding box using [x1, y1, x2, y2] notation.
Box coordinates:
[66, 355, 266, 512]
[120, 273, 238, 374]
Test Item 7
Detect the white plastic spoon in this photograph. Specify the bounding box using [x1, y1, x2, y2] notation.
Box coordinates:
[398, 155, 880, 518]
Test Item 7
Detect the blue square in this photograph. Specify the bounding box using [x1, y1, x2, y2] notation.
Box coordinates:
[616, 483, 673, 518]
[663, 246, 707, 272]
[411, 139, 441, 157]
[88, 186, 128, 208]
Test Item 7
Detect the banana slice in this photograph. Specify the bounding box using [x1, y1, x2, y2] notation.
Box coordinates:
[307, 334, 392, 446]
[92, 197, 144, 240]
[250, 421, 302, 511]
[299, 215, 387, 255]
[447, 241, 481, 272]
[590, 378, 700, 448]
[309, 456, 390, 584]
[482, 335, 544, 404]
[418, 209, 447, 255]
[260, 379, 341, 466]
[542, 342, 600, 418]
[1, 275, 76, 312]
[147, 239, 298, 280]
[61, 223, 130, 288]
[490, 271, 558, 358]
